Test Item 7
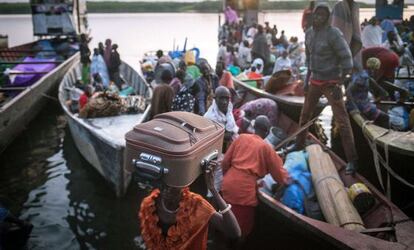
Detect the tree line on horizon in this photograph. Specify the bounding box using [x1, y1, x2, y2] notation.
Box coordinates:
[0, 1, 375, 15]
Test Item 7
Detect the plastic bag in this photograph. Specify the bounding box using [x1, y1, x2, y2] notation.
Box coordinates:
[388, 106, 409, 131]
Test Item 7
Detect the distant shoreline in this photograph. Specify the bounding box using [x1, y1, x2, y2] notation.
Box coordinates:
[0, 1, 378, 15]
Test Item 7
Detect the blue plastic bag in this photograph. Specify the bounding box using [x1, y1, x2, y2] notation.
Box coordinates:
[281, 165, 313, 214]
[284, 151, 309, 172]
[388, 106, 409, 131]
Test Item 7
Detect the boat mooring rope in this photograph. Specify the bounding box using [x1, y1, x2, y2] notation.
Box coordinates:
[361, 121, 414, 199]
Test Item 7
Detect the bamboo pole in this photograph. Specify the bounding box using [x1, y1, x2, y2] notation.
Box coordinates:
[306, 144, 365, 232]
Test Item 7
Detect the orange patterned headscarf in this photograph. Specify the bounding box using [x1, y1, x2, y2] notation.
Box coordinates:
[139, 188, 215, 250]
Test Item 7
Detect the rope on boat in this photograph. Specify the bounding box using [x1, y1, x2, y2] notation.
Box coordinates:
[361, 121, 414, 199]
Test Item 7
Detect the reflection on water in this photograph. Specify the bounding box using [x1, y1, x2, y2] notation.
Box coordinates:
[0, 103, 145, 249]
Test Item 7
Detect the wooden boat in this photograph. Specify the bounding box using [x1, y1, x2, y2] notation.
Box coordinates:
[350, 110, 414, 158]
[348, 109, 414, 213]
[58, 60, 152, 197]
[232, 77, 327, 122]
[255, 110, 414, 249]
[230, 73, 414, 248]
[0, 40, 79, 153]
[0, 0, 87, 153]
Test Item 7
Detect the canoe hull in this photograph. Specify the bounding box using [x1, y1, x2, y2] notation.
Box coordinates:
[59, 59, 151, 197]
[349, 110, 414, 216]
[233, 78, 326, 122]
[0, 51, 79, 153]
[258, 190, 412, 250]
[251, 110, 414, 249]
[66, 113, 128, 196]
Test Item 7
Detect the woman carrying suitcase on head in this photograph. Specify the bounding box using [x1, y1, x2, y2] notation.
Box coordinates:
[139, 166, 241, 250]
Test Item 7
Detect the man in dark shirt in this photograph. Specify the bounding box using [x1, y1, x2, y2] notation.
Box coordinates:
[297, 3, 359, 175]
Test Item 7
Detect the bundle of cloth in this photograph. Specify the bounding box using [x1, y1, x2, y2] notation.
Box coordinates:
[79, 92, 123, 118]
[264, 70, 304, 96]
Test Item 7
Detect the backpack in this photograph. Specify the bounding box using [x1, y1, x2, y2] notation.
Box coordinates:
[171, 86, 195, 113]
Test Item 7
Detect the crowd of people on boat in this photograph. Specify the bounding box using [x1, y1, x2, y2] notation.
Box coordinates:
[137, 2, 414, 249]
[216, 1, 414, 134]
[67, 35, 146, 118]
[138, 42, 297, 246]
[217, 19, 304, 79]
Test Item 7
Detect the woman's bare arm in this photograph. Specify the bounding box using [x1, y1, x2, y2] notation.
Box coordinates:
[204, 166, 241, 239]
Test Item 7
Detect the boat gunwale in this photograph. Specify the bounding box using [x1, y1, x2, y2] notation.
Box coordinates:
[232, 76, 327, 108]
[350, 110, 414, 157]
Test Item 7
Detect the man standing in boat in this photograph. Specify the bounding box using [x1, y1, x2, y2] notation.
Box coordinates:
[297, 3, 359, 174]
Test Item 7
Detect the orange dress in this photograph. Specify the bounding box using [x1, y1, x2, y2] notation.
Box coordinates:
[139, 188, 215, 250]
[221, 134, 289, 207]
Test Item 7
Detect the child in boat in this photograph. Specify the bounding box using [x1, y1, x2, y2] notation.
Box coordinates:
[79, 84, 94, 111]
[247, 66, 262, 80]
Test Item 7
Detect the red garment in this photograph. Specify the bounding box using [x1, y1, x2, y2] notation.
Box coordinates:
[221, 134, 289, 207]
[219, 71, 235, 89]
[231, 204, 255, 237]
[139, 188, 215, 250]
[362, 47, 399, 79]
[79, 94, 88, 109]
[247, 71, 263, 80]
[310, 79, 339, 87]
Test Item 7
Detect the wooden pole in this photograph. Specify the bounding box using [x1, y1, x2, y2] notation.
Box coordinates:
[306, 144, 365, 232]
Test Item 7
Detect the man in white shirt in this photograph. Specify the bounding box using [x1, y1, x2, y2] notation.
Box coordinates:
[273, 50, 291, 73]
[247, 24, 257, 39]
[237, 40, 252, 70]
[361, 17, 383, 48]
[217, 41, 227, 62]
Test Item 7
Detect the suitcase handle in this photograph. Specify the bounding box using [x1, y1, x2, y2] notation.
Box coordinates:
[200, 150, 219, 170]
[156, 118, 199, 145]
[132, 159, 169, 181]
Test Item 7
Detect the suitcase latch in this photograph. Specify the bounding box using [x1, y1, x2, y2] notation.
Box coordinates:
[132, 153, 169, 180]
[139, 153, 162, 165]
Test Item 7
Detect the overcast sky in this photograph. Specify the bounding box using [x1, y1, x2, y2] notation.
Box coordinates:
[1, 0, 413, 4]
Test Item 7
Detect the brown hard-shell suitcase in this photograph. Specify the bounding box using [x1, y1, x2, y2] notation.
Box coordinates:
[125, 111, 224, 187]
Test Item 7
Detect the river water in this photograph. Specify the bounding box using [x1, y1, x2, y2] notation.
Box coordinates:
[1, 10, 414, 249]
